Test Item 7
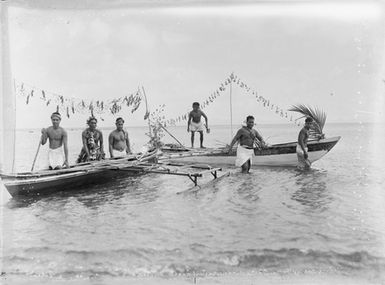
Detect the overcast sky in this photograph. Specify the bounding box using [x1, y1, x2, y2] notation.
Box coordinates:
[6, 0, 385, 128]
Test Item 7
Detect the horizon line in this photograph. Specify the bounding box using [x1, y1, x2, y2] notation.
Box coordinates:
[13, 121, 384, 130]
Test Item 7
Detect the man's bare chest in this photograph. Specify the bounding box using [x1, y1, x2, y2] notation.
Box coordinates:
[49, 130, 63, 140]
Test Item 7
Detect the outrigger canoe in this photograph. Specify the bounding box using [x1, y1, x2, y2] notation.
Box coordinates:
[159, 136, 341, 167]
[0, 150, 158, 197]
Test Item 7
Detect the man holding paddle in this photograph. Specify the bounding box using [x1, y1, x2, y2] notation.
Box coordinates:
[40, 112, 69, 170]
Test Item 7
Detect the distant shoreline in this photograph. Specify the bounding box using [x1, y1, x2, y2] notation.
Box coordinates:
[14, 121, 384, 131]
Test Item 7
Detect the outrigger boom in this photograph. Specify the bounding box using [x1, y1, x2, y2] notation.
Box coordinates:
[106, 161, 223, 187]
[139, 162, 222, 187]
[0, 150, 227, 197]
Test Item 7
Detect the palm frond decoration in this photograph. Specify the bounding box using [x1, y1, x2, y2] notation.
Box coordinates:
[288, 104, 327, 137]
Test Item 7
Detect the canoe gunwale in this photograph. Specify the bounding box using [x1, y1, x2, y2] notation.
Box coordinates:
[0, 149, 158, 180]
[159, 136, 341, 164]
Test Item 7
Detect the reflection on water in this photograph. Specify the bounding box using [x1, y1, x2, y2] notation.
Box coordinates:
[292, 169, 331, 212]
[6, 174, 165, 210]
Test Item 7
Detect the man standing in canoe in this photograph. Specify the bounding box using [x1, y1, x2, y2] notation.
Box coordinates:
[297, 117, 313, 170]
[76, 116, 105, 163]
[225, 115, 266, 173]
[41, 112, 69, 169]
[187, 102, 209, 148]
[108, 117, 132, 158]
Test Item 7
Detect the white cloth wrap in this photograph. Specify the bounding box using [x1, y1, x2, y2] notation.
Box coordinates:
[296, 144, 311, 169]
[235, 145, 254, 167]
[189, 121, 204, 132]
[48, 148, 65, 169]
[112, 149, 127, 158]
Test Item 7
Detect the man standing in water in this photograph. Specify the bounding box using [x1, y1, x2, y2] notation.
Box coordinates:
[76, 116, 105, 163]
[225, 115, 266, 173]
[297, 117, 313, 170]
[41, 112, 69, 169]
[187, 102, 209, 148]
[108, 117, 132, 158]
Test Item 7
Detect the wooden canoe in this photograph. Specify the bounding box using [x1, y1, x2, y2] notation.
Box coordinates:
[0, 150, 158, 197]
[159, 136, 341, 167]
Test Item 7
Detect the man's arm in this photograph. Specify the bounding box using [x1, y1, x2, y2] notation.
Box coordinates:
[227, 130, 241, 152]
[255, 130, 266, 147]
[63, 130, 69, 168]
[201, 111, 209, 131]
[298, 130, 306, 151]
[108, 132, 114, 158]
[99, 131, 104, 156]
[81, 131, 90, 159]
[41, 128, 48, 145]
[298, 129, 308, 159]
[125, 131, 132, 154]
[187, 112, 192, 132]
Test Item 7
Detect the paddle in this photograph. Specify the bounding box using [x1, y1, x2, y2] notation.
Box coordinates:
[31, 139, 42, 172]
[155, 121, 187, 150]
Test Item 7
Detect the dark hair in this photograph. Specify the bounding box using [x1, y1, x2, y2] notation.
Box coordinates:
[116, 117, 125, 123]
[192, 102, 200, 107]
[87, 116, 97, 124]
[51, 112, 61, 119]
[246, 115, 255, 122]
[305, 117, 313, 123]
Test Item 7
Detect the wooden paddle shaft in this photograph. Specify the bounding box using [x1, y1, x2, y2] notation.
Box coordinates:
[31, 140, 42, 172]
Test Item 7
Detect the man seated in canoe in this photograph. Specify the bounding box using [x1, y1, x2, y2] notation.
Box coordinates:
[76, 116, 105, 163]
[187, 102, 209, 148]
[225, 115, 266, 173]
[296, 117, 313, 170]
[40, 112, 69, 170]
[108, 117, 132, 158]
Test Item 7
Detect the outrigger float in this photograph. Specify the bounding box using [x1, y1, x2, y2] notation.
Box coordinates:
[0, 150, 225, 197]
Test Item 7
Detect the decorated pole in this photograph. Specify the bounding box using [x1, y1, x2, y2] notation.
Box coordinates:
[229, 78, 233, 139]
[0, 0, 16, 173]
[141, 86, 151, 137]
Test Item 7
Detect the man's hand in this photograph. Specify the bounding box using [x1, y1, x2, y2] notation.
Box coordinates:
[63, 160, 70, 168]
[40, 128, 47, 143]
[206, 126, 210, 134]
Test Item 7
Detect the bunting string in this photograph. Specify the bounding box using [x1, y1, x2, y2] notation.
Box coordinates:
[165, 72, 302, 127]
[17, 75, 305, 128]
[15, 80, 144, 120]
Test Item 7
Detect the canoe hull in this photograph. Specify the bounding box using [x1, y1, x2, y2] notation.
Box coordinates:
[160, 136, 341, 167]
[1, 168, 142, 197]
[0, 151, 157, 197]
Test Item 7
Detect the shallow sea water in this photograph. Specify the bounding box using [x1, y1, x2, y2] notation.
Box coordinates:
[1, 123, 385, 284]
